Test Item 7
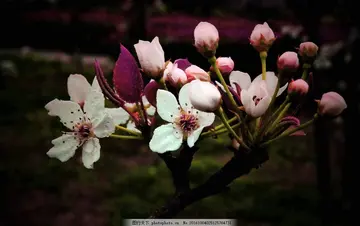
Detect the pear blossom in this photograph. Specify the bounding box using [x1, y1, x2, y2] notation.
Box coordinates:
[45, 87, 115, 169]
[277, 51, 299, 71]
[67, 74, 130, 125]
[318, 92, 347, 116]
[166, 63, 188, 87]
[250, 22, 275, 52]
[185, 65, 210, 82]
[134, 36, 165, 78]
[194, 22, 219, 57]
[299, 42, 319, 58]
[149, 83, 215, 153]
[189, 80, 222, 112]
[229, 71, 288, 117]
[288, 79, 309, 95]
[213, 57, 234, 74]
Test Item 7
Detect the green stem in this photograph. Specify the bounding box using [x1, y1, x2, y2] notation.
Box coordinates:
[260, 114, 319, 147]
[216, 107, 249, 150]
[201, 122, 241, 138]
[266, 102, 291, 134]
[214, 116, 238, 130]
[260, 51, 267, 80]
[301, 63, 311, 80]
[158, 77, 168, 91]
[110, 134, 144, 140]
[209, 56, 240, 114]
[115, 125, 142, 136]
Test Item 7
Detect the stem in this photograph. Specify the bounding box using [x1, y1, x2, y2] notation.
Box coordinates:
[216, 107, 249, 150]
[159, 77, 168, 91]
[109, 134, 144, 140]
[201, 123, 241, 138]
[301, 63, 311, 80]
[266, 102, 291, 134]
[260, 51, 267, 80]
[149, 146, 269, 218]
[214, 116, 238, 130]
[115, 125, 142, 136]
[260, 114, 319, 147]
[209, 56, 240, 114]
[136, 102, 146, 125]
[139, 98, 149, 125]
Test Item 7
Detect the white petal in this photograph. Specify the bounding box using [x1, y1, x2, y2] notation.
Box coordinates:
[197, 112, 216, 127]
[149, 123, 183, 153]
[146, 105, 156, 116]
[215, 81, 226, 92]
[277, 83, 288, 97]
[240, 90, 252, 108]
[252, 96, 271, 118]
[178, 82, 193, 112]
[151, 36, 165, 63]
[82, 138, 101, 169]
[92, 113, 116, 138]
[156, 90, 180, 122]
[229, 71, 251, 91]
[47, 134, 80, 162]
[252, 72, 278, 96]
[127, 120, 141, 133]
[83, 89, 105, 120]
[91, 77, 102, 93]
[187, 127, 204, 148]
[105, 107, 130, 125]
[45, 99, 85, 130]
[67, 74, 91, 104]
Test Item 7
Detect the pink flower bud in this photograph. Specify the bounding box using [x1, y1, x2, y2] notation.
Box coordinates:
[250, 22, 275, 52]
[189, 80, 222, 112]
[167, 63, 188, 88]
[194, 22, 219, 57]
[214, 57, 234, 74]
[318, 92, 347, 116]
[277, 51, 300, 71]
[185, 65, 210, 82]
[288, 79, 309, 95]
[299, 42, 318, 58]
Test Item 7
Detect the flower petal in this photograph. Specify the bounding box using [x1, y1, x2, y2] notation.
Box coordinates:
[47, 134, 80, 162]
[45, 99, 85, 130]
[82, 138, 101, 169]
[179, 82, 193, 112]
[156, 90, 180, 122]
[252, 72, 278, 95]
[252, 96, 271, 118]
[187, 127, 204, 148]
[151, 36, 165, 63]
[92, 113, 116, 138]
[197, 111, 216, 128]
[149, 123, 183, 153]
[240, 90, 252, 108]
[67, 74, 91, 104]
[127, 120, 141, 133]
[229, 71, 252, 91]
[105, 107, 129, 125]
[91, 76, 102, 93]
[83, 89, 105, 121]
[277, 83, 289, 97]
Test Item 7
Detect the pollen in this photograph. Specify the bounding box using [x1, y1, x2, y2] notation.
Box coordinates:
[176, 111, 199, 134]
[74, 122, 94, 140]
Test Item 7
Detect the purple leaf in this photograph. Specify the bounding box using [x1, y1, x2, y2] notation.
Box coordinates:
[144, 80, 160, 107]
[113, 44, 144, 103]
[174, 58, 192, 71]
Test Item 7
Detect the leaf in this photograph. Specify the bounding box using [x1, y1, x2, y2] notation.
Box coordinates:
[174, 58, 192, 71]
[113, 44, 144, 103]
[144, 80, 160, 107]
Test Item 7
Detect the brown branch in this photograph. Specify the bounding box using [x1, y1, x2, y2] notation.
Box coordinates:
[150, 146, 269, 218]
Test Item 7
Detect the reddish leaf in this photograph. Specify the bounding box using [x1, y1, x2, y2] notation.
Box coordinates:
[113, 44, 143, 103]
[174, 58, 192, 70]
[144, 80, 160, 107]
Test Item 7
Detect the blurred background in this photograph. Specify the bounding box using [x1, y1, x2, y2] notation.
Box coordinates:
[0, 0, 357, 225]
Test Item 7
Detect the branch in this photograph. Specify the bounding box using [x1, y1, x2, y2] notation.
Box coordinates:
[158, 145, 199, 194]
[149, 147, 269, 218]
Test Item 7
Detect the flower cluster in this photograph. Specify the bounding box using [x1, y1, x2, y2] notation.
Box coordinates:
[45, 21, 347, 169]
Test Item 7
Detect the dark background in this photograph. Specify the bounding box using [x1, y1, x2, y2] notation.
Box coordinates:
[0, 0, 357, 225]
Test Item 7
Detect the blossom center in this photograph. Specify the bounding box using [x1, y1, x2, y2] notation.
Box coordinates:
[75, 122, 94, 140]
[252, 95, 262, 106]
[176, 112, 199, 134]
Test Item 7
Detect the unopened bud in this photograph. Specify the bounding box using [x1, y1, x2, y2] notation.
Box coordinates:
[250, 22, 275, 52]
[194, 22, 219, 58]
[185, 65, 210, 82]
[317, 91, 347, 116]
[211, 57, 234, 75]
[277, 51, 299, 71]
[189, 80, 222, 112]
[288, 79, 309, 95]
